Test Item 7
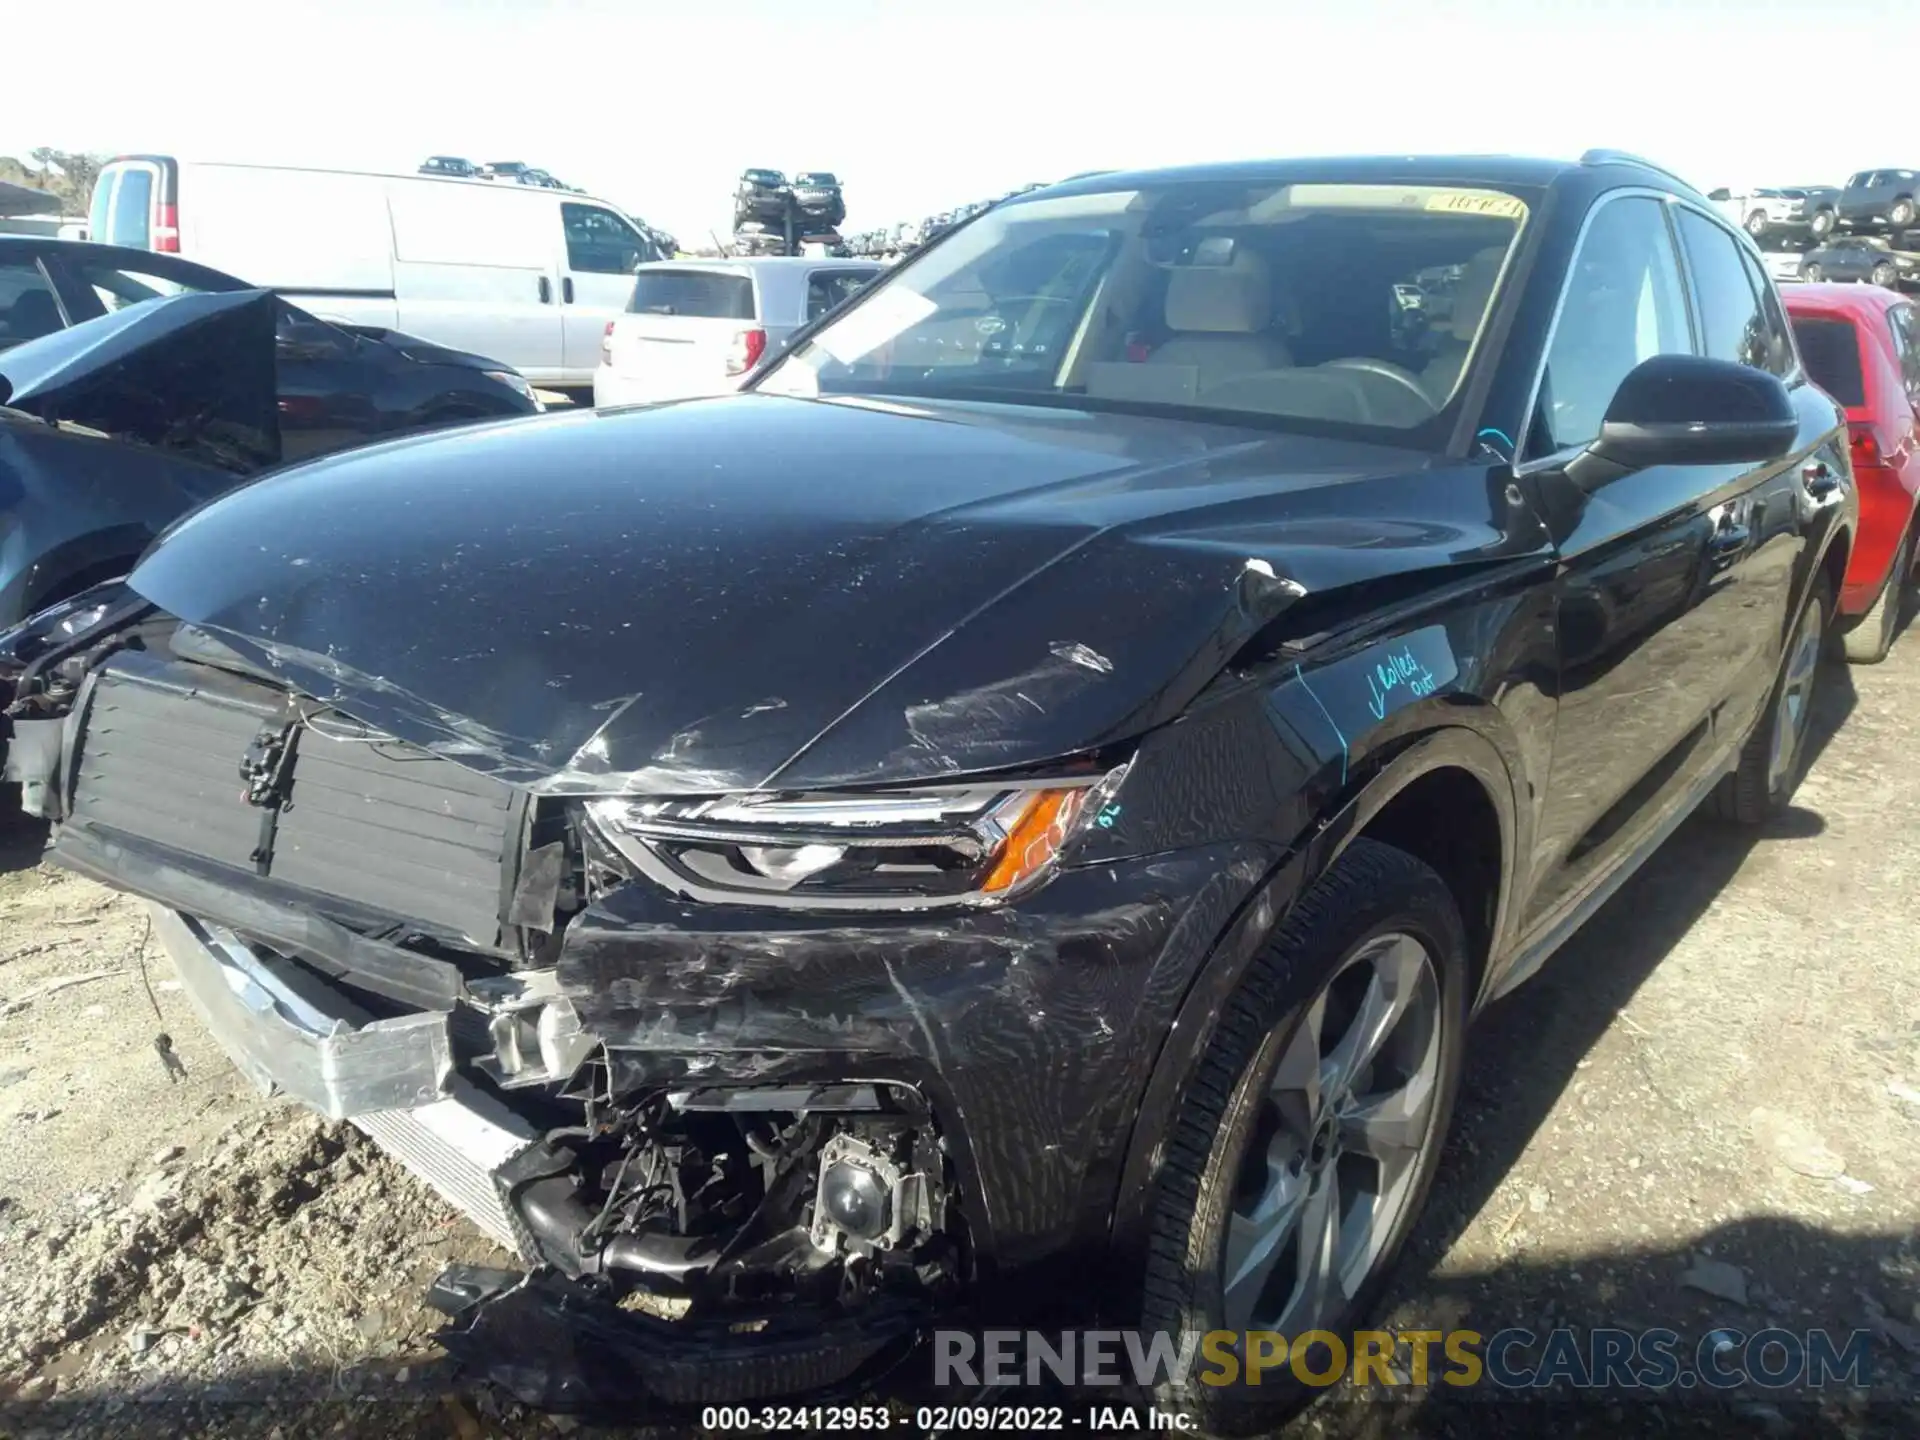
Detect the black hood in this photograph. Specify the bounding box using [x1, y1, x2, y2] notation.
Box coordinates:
[124, 394, 1525, 795]
[0, 289, 281, 474]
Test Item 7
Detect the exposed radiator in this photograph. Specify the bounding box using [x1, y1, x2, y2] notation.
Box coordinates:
[353, 1082, 540, 1257]
[70, 650, 516, 946]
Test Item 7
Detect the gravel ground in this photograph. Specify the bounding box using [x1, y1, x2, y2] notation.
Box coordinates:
[1, 629, 1917, 1438]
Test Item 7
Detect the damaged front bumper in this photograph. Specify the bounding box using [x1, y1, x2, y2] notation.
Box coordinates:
[25, 638, 1285, 1407]
[148, 905, 454, 1121]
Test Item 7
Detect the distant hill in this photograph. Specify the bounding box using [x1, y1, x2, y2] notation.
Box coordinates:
[0, 151, 106, 217]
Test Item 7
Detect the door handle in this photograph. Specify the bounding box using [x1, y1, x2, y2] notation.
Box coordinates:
[537, 276, 552, 304]
[563, 276, 575, 304]
[1801, 460, 1839, 499]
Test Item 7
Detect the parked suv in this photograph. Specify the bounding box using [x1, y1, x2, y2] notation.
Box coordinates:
[1838, 169, 1920, 233]
[792, 171, 846, 229]
[418, 156, 479, 179]
[1707, 185, 1834, 245]
[735, 168, 789, 226]
[594, 256, 879, 407]
[8, 152, 1853, 1429]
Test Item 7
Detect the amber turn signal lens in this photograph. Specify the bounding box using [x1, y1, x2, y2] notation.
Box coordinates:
[981, 788, 1092, 895]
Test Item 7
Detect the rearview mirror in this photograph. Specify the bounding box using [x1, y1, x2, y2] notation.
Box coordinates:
[1568, 354, 1797, 490]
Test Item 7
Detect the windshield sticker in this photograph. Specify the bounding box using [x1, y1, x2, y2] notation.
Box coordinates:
[811, 286, 938, 366]
[1424, 191, 1527, 220]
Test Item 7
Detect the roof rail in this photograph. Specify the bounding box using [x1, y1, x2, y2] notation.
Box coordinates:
[1579, 148, 1695, 190]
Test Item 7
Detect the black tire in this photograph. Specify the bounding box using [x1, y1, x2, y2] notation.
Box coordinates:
[1714, 574, 1832, 824]
[1810, 209, 1835, 239]
[1746, 210, 1771, 239]
[1872, 261, 1898, 289]
[1891, 197, 1917, 229]
[1140, 839, 1469, 1435]
[1804, 262, 1824, 282]
[1842, 527, 1914, 664]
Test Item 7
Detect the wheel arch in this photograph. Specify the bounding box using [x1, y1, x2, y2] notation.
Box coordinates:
[1104, 719, 1520, 1269]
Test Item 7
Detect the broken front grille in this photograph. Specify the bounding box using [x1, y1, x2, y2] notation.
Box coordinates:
[70, 650, 519, 948]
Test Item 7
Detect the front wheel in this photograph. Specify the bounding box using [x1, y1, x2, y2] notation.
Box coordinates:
[1872, 261, 1898, 289]
[1746, 210, 1771, 238]
[1715, 574, 1831, 824]
[1890, 197, 1917, 229]
[1804, 262, 1824, 282]
[1141, 839, 1468, 1433]
[1810, 209, 1836, 239]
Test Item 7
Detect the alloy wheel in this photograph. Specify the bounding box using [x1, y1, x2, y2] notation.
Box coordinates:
[1221, 933, 1443, 1334]
[1873, 262, 1897, 289]
[1768, 596, 1825, 795]
[1805, 263, 1823, 282]
[1747, 211, 1769, 238]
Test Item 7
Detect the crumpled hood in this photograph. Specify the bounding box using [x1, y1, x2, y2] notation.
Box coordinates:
[0, 289, 281, 475]
[124, 393, 1518, 794]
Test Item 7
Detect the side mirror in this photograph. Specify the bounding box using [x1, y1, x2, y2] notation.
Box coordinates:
[1568, 354, 1797, 490]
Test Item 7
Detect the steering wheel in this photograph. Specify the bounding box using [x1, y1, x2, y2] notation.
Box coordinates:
[1318, 357, 1437, 418]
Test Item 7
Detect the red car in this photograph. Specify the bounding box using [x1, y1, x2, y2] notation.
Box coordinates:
[1784, 283, 1920, 661]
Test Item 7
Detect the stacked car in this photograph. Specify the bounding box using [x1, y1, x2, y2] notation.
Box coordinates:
[732, 168, 847, 256]
[1714, 169, 1920, 291]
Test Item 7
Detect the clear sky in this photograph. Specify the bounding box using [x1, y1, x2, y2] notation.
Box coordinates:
[3, 0, 1912, 241]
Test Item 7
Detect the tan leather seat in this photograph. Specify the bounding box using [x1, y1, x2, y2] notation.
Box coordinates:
[1420, 246, 1505, 402]
[1147, 251, 1294, 392]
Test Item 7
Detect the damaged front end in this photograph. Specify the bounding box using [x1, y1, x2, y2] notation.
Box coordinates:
[6, 608, 1137, 1410]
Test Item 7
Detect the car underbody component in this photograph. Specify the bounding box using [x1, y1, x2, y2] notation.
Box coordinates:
[428, 1265, 925, 1412]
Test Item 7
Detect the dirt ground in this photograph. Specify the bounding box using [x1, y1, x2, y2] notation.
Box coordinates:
[2, 632, 1917, 1438]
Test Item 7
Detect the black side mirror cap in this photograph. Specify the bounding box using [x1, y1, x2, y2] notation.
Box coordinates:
[1573, 354, 1797, 489]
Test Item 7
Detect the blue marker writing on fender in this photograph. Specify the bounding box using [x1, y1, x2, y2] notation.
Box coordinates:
[1367, 644, 1442, 720]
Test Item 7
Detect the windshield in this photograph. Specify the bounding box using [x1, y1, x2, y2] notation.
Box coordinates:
[755, 179, 1530, 439]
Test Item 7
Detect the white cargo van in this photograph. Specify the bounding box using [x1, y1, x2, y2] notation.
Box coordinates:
[87, 156, 664, 388]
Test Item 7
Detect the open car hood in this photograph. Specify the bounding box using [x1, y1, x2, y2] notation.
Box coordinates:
[0, 289, 281, 475]
[123, 393, 1528, 797]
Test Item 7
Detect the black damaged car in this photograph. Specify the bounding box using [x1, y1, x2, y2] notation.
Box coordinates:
[1, 152, 1854, 1428]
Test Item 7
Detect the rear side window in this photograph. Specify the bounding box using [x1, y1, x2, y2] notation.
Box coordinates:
[0, 259, 64, 351]
[806, 270, 873, 321]
[1675, 209, 1772, 373]
[88, 175, 114, 240]
[1789, 317, 1865, 407]
[1735, 245, 1796, 377]
[108, 168, 153, 248]
[629, 270, 755, 320]
[63, 256, 209, 314]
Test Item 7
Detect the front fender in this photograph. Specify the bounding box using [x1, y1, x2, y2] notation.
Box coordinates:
[1102, 720, 1520, 1276]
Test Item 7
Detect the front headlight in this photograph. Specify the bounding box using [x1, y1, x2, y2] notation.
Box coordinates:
[484, 369, 542, 410]
[583, 764, 1129, 909]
